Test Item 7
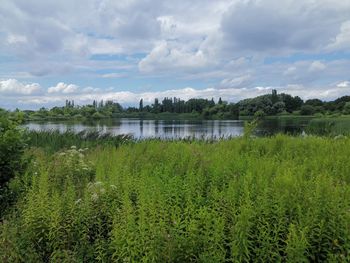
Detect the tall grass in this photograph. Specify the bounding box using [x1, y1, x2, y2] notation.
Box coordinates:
[1, 135, 350, 262]
[26, 130, 132, 152]
[306, 116, 350, 136]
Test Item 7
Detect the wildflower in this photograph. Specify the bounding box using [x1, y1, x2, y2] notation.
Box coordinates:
[91, 193, 98, 201]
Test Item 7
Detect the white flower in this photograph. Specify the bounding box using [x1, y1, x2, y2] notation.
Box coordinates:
[91, 193, 98, 201]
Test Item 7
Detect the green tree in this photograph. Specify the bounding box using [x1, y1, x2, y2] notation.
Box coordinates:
[218, 97, 223, 105]
[271, 89, 278, 104]
[343, 101, 350, 115]
[300, 105, 315, 115]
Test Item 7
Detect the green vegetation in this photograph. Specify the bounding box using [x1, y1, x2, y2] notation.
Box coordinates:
[14, 91, 350, 122]
[0, 110, 28, 216]
[306, 116, 350, 136]
[26, 130, 132, 153]
[1, 127, 350, 261]
[23, 97, 239, 121]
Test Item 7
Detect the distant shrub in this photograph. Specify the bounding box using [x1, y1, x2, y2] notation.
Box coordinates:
[314, 112, 324, 118]
[92, 112, 105, 119]
[343, 102, 350, 115]
[300, 105, 315, 115]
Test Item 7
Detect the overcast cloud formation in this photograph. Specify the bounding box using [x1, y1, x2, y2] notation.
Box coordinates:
[0, 0, 349, 109]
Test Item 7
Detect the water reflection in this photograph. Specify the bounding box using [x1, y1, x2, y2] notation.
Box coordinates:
[23, 118, 316, 139]
[24, 119, 247, 139]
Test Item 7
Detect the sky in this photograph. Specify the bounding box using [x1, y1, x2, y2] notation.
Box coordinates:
[0, 0, 350, 109]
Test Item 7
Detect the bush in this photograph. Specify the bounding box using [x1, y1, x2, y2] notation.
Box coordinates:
[0, 111, 27, 215]
[300, 105, 315, 115]
[343, 102, 350, 115]
[92, 112, 105, 119]
[254, 110, 266, 119]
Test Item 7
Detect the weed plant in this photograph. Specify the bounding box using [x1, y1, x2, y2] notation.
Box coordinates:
[1, 135, 350, 262]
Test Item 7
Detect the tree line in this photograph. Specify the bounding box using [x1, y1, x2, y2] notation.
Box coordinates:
[11, 90, 350, 120]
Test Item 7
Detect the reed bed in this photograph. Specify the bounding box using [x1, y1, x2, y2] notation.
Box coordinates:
[26, 130, 132, 152]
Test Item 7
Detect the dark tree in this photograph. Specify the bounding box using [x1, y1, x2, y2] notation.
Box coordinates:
[139, 99, 144, 112]
[271, 89, 278, 104]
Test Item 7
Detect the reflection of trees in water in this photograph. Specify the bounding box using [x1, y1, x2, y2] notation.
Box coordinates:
[154, 120, 159, 135]
[173, 125, 185, 137]
[163, 125, 173, 135]
[209, 121, 214, 137]
[26, 118, 324, 139]
[255, 119, 308, 136]
[218, 121, 222, 137]
[139, 120, 143, 136]
[82, 118, 121, 127]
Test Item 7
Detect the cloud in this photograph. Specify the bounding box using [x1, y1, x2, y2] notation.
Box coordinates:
[0, 0, 350, 105]
[0, 79, 42, 95]
[6, 34, 27, 44]
[139, 41, 209, 72]
[2, 78, 348, 110]
[327, 20, 350, 51]
[220, 0, 350, 54]
[101, 73, 126, 78]
[219, 75, 253, 89]
[337, 81, 350, 88]
[308, 61, 326, 72]
[48, 82, 79, 94]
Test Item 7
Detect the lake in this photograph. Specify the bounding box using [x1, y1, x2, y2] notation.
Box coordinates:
[23, 117, 314, 139]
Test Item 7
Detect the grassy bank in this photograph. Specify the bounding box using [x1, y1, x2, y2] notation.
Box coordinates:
[1, 135, 350, 262]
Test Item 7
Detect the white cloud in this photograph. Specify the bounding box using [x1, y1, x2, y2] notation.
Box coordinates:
[139, 41, 209, 72]
[308, 61, 326, 72]
[327, 20, 350, 51]
[101, 73, 126, 78]
[283, 66, 297, 76]
[276, 83, 350, 100]
[0, 79, 42, 95]
[48, 82, 79, 94]
[337, 81, 350, 88]
[7, 34, 27, 44]
[220, 75, 252, 88]
[0, 0, 350, 108]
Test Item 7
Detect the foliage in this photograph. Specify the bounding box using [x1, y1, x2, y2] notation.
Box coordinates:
[343, 102, 350, 115]
[300, 105, 316, 115]
[0, 110, 28, 216]
[1, 135, 350, 262]
[14, 91, 350, 121]
[26, 130, 132, 153]
[306, 116, 350, 136]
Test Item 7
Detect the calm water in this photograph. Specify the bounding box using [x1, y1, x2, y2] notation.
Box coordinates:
[23, 118, 312, 139]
